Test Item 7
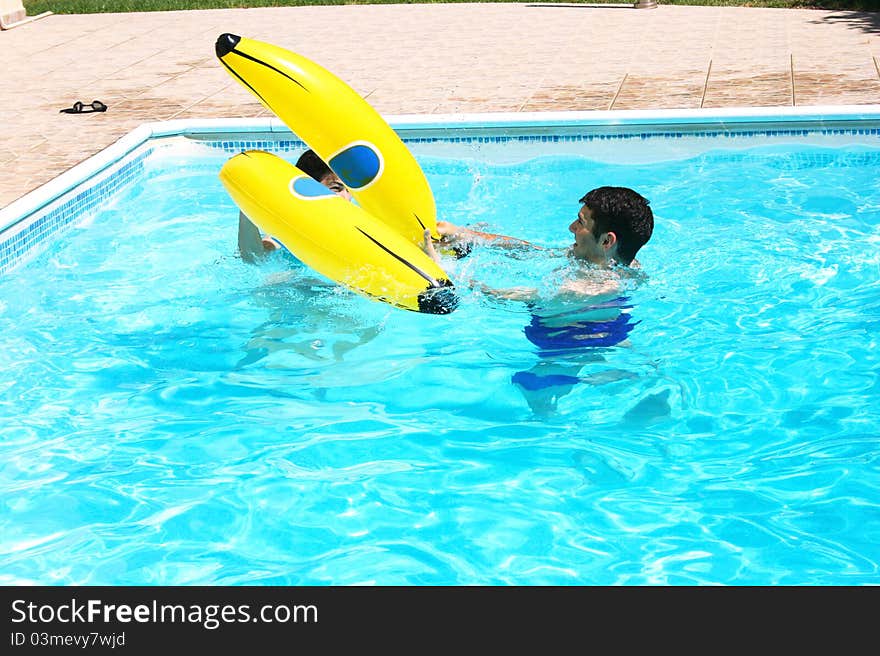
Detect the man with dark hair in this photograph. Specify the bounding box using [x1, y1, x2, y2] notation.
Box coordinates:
[429, 186, 655, 414]
[237, 149, 352, 263]
[435, 185, 653, 272]
[574, 186, 653, 267]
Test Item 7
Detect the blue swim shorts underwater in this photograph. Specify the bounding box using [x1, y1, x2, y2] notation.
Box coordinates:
[523, 298, 638, 355]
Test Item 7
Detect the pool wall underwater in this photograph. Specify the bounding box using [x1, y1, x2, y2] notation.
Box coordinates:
[2, 105, 880, 275]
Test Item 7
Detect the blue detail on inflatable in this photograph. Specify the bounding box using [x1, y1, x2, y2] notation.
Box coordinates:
[292, 176, 334, 198]
[329, 144, 381, 189]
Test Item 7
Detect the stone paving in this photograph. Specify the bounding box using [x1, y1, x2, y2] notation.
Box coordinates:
[1, 3, 879, 208]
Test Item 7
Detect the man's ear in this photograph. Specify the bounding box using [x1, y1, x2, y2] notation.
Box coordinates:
[602, 231, 618, 251]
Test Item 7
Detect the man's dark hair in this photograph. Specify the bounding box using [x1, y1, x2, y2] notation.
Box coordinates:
[295, 149, 332, 182]
[580, 186, 654, 265]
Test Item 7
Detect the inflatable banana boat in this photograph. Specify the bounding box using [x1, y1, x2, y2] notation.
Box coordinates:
[215, 33, 437, 244]
[220, 151, 456, 314]
[215, 33, 457, 314]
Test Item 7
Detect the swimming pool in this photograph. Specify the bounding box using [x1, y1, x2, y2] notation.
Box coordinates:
[2, 108, 879, 585]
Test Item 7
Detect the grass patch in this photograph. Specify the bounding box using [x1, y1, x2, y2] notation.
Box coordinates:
[21, 0, 880, 15]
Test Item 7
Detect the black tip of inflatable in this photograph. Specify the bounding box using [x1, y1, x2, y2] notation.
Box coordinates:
[451, 242, 473, 259]
[418, 280, 459, 315]
[215, 33, 241, 58]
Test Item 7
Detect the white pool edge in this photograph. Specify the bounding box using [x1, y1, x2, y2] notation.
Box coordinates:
[2, 104, 880, 238]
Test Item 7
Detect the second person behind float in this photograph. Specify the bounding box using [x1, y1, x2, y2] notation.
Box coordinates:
[237, 149, 352, 264]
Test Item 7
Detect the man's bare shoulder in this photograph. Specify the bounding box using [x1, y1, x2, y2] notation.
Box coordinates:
[558, 277, 620, 298]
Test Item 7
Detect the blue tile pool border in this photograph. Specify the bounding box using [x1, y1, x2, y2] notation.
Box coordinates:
[0, 145, 155, 274]
[2, 105, 879, 274]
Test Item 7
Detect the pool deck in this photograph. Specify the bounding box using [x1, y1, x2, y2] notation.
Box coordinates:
[2, 3, 879, 209]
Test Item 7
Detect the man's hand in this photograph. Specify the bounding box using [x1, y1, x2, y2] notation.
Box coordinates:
[422, 229, 441, 264]
[436, 221, 463, 237]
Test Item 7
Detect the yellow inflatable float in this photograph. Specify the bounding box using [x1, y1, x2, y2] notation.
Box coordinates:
[215, 33, 437, 244]
[215, 33, 457, 314]
[220, 150, 456, 314]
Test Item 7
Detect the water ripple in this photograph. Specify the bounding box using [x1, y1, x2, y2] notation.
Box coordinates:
[2, 140, 879, 584]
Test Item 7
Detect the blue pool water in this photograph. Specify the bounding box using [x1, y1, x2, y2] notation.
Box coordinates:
[2, 132, 879, 585]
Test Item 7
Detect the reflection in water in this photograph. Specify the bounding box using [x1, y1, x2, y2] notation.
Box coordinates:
[512, 295, 642, 416]
[234, 265, 388, 370]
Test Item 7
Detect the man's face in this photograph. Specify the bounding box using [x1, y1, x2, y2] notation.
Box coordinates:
[320, 172, 352, 201]
[569, 204, 609, 263]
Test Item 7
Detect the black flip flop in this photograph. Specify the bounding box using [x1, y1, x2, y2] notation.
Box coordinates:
[60, 100, 108, 114]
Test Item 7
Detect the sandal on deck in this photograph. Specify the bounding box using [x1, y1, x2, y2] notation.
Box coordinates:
[60, 100, 107, 114]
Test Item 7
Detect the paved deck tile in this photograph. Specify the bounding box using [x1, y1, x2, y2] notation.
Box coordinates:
[1, 4, 879, 208]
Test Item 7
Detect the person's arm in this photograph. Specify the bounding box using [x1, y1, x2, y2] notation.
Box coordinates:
[238, 211, 278, 263]
[436, 221, 542, 251]
[478, 283, 540, 302]
[422, 229, 441, 264]
[476, 277, 621, 305]
[420, 229, 536, 299]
